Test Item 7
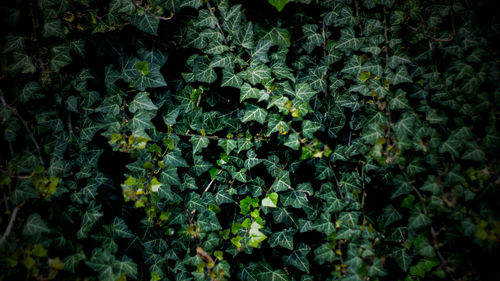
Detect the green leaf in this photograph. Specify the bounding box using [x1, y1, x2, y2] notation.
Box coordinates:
[43, 19, 64, 38]
[180, 0, 203, 9]
[131, 12, 159, 35]
[64, 251, 86, 273]
[242, 104, 268, 124]
[284, 134, 300, 150]
[134, 61, 149, 75]
[218, 138, 237, 155]
[283, 243, 310, 273]
[23, 214, 50, 238]
[336, 28, 361, 51]
[190, 135, 209, 154]
[262, 192, 279, 208]
[193, 56, 217, 83]
[198, 211, 222, 231]
[268, 228, 296, 250]
[272, 170, 291, 192]
[2, 34, 25, 53]
[129, 92, 158, 113]
[254, 263, 290, 281]
[294, 83, 316, 103]
[391, 248, 413, 272]
[252, 39, 273, 63]
[222, 68, 243, 88]
[314, 243, 335, 265]
[240, 83, 263, 102]
[268, 0, 290, 12]
[248, 222, 267, 248]
[112, 217, 134, 239]
[239, 64, 272, 85]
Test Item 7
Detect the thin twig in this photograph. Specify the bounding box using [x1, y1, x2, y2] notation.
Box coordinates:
[0, 96, 44, 165]
[204, 169, 223, 192]
[383, 7, 390, 67]
[410, 183, 457, 281]
[132, 0, 174, 21]
[184, 133, 219, 140]
[348, 113, 354, 146]
[406, 25, 454, 42]
[0, 201, 25, 246]
[68, 112, 73, 139]
[16, 113, 45, 166]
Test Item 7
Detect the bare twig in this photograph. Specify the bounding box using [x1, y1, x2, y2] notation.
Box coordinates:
[16, 112, 45, 166]
[406, 25, 454, 42]
[383, 8, 390, 66]
[0, 96, 44, 165]
[132, 0, 174, 21]
[0, 201, 25, 247]
[409, 182, 457, 281]
[204, 169, 223, 192]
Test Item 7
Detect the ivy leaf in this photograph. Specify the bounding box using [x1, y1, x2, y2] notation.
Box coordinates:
[262, 192, 279, 208]
[221, 68, 243, 88]
[43, 19, 64, 38]
[218, 138, 237, 155]
[242, 104, 268, 124]
[198, 211, 222, 231]
[284, 134, 300, 150]
[190, 135, 210, 155]
[2, 34, 25, 53]
[391, 248, 413, 272]
[114, 256, 138, 279]
[129, 92, 158, 113]
[235, 22, 255, 49]
[254, 262, 290, 281]
[272, 170, 292, 192]
[180, 0, 203, 9]
[336, 28, 361, 52]
[51, 45, 72, 72]
[294, 83, 316, 103]
[268, 228, 296, 250]
[248, 221, 267, 247]
[245, 150, 264, 170]
[314, 243, 335, 264]
[64, 251, 86, 273]
[23, 214, 50, 238]
[193, 56, 217, 83]
[240, 83, 262, 102]
[283, 243, 311, 273]
[131, 13, 159, 36]
[163, 150, 189, 168]
[252, 39, 273, 63]
[239, 64, 272, 85]
[268, 0, 290, 12]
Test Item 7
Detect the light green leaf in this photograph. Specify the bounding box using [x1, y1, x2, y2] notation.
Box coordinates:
[268, 0, 289, 12]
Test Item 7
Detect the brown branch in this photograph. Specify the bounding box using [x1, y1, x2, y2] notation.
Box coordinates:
[0, 201, 26, 247]
[406, 25, 454, 42]
[383, 7, 390, 66]
[408, 179, 457, 281]
[0, 96, 44, 165]
[131, 1, 174, 21]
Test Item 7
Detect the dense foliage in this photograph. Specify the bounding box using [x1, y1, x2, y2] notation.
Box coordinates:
[1, 0, 499, 280]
